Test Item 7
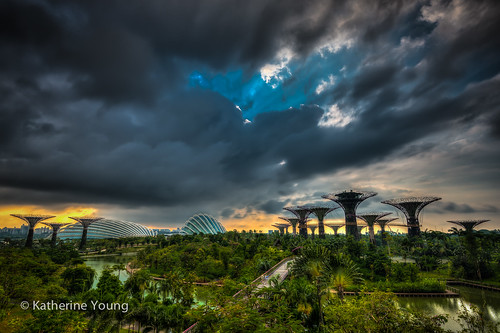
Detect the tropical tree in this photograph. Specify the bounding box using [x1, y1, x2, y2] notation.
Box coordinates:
[325, 253, 363, 301]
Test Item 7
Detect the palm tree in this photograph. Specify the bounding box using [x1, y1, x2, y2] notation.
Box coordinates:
[112, 263, 126, 280]
[292, 244, 334, 328]
[325, 254, 363, 301]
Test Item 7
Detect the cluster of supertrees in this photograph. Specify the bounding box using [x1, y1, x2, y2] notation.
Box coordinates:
[272, 189, 491, 243]
[9, 214, 103, 250]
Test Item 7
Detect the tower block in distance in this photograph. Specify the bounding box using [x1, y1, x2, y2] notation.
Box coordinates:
[322, 190, 377, 240]
[272, 223, 290, 235]
[358, 212, 392, 244]
[43, 222, 71, 247]
[382, 197, 441, 237]
[69, 216, 103, 250]
[10, 214, 55, 248]
[325, 224, 344, 235]
[279, 217, 300, 236]
[447, 220, 490, 233]
[283, 207, 312, 238]
[301, 206, 339, 239]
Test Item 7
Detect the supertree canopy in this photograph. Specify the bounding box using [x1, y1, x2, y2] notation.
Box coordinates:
[299, 205, 339, 239]
[283, 207, 312, 238]
[272, 223, 290, 235]
[279, 217, 301, 236]
[376, 218, 398, 244]
[357, 212, 392, 244]
[308, 224, 318, 238]
[447, 220, 490, 233]
[10, 214, 55, 248]
[69, 216, 103, 250]
[381, 196, 441, 237]
[42, 222, 71, 247]
[325, 223, 344, 235]
[322, 190, 377, 239]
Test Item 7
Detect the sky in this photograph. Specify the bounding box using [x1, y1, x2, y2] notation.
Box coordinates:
[1, 0, 499, 233]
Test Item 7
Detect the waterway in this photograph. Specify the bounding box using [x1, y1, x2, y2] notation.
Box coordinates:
[398, 286, 500, 331]
[84, 252, 136, 288]
[84, 253, 209, 304]
[85, 254, 500, 330]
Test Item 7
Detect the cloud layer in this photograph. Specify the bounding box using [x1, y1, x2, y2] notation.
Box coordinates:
[1, 0, 499, 227]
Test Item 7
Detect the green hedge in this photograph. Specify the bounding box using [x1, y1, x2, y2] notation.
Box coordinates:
[347, 278, 446, 293]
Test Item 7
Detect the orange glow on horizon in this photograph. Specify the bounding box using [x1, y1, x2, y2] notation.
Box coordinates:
[0, 205, 99, 228]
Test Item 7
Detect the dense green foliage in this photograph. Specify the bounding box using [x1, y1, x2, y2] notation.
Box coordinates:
[0, 229, 499, 332]
[134, 231, 292, 283]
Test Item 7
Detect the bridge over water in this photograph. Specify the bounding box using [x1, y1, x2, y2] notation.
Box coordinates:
[184, 257, 294, 332]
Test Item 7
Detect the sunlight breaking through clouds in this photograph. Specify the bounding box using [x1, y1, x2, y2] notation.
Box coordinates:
[318, 104, 353, 128]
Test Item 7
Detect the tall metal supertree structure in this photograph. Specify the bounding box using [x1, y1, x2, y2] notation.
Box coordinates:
[279, 217, 300, 236]
[322, 190, 377, 239]
[272, 223, 290, 235]
[447, 220, 490, 233]
[69, 216, 103, 250]
[381, 197, 441, 237]
[376, 218, 398, 244]
[357, 212, 392, 244]
[299, 205, 339, 239]
[42, 222, 71, 247]
[325, 224, 344, 235]
[283, 207, 312, 238]
[308, 225, 318, 239]
[357, 225, 367, 236]
[10, 214, 55, 248]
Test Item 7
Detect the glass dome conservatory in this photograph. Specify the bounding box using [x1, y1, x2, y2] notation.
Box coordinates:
[183, 214, 226, 235]
[58, 218, 155, 239]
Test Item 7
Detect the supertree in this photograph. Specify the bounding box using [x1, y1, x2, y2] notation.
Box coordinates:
[446, 220, 490, 233]
[322, 190, 377, 239]
[283, 207, 312, 238]
[42, 222, 71, 247]
[279, 217, 301, 236]
[325, 224, 344, 235]
[10, 214, 55, 248]
[357, 225, 367, 236]
[308, 225, 318, 239]
[376, 218, 398, 244]
[357, 212, 392, 244]
[381, 197, 441, 237]
[272, 223, 290, 235]
[299, 205, 339, 239]
[69, 216, 103, 250]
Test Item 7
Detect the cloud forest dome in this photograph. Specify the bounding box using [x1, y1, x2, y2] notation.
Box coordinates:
[58, 219, 155, 239]
[183, 214, 226, 235]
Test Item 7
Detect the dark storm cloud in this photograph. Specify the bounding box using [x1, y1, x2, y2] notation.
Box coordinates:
[256, 199, 291, 215]
[432, 202, 500, 214]
[0, 0, 499, 217]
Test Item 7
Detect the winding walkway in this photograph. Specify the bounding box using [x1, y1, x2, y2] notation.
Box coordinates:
[184, 257, 294, 332]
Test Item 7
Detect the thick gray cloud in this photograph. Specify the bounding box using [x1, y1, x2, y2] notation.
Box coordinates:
[0, 0, 499, 226]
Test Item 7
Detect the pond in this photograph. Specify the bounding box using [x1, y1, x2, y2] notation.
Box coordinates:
[85, 254, 499, 330]
[398, 286, 500, 331]
[84, 253, 136, 288]
[84, 253, 210, 305]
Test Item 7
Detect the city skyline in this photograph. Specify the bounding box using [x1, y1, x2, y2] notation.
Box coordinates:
[1, 0, 499, 232]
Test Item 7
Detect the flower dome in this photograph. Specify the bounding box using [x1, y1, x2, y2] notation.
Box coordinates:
[183, 214, 226, 235]
[58, 218, 155, 239]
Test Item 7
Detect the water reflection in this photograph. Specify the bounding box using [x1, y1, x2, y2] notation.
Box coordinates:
[84, 253, 136, 288]
[398, 286, 500, 331]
